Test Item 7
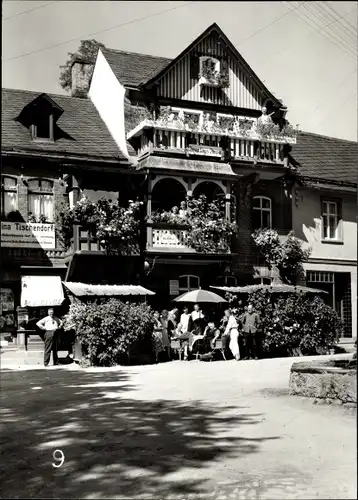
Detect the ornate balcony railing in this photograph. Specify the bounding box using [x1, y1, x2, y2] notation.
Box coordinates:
[127, 116, 297, 144]
[147, 223, 230, 254]
[134, 128, 287, 164]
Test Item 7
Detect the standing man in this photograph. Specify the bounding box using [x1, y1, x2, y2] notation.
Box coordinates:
[36, 308, 63, 367]
[240, 304, 260, 360]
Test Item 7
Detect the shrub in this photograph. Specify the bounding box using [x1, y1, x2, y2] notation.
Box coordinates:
[227, 290, 342, 357]
[63, 299, 154, 366]
[252, 229, 311, 284]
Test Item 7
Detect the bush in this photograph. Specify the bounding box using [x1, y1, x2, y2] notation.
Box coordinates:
[63, 299, 154, 366]
[227, 290, 342, 357]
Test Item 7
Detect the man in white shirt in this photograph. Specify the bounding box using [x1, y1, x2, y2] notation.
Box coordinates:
[37, 308, 63, 366]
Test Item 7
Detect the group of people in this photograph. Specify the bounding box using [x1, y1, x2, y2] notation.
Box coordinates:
[170, 200, 188, 220]
[152, 303, 261, 362]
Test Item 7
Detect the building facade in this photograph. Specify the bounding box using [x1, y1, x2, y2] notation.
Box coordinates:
[1, 23, 356, 340]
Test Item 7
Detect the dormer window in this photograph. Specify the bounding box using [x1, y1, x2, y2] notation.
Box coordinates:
[15, 93, 63, 143]
[31, 114, 54, 141]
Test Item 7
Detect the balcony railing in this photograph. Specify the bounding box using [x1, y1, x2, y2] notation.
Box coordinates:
[129, 115, 295, 164]
[147, 223, 230, 254]
[135, 129, 287, 164]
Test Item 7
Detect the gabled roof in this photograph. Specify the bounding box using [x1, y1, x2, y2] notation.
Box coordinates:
[1, 88, 134, 163]
[101, 48, 172, 88]
[292, 132, 358, 186]
[144, 23, 284, 108]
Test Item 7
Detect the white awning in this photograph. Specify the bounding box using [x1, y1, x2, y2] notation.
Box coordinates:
[21, 276, 65, 307]
[63, 282, 155, 297]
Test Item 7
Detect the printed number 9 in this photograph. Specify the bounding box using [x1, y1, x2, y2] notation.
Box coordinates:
[52, 449, 65, 468]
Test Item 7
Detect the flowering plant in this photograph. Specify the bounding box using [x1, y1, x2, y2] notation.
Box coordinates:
[186, 194, 237, 253]
[150, 210, 189, 225]
[57, 196, 142, 255]
[252, 229, 311, 284]
[200, 59, 229, 88]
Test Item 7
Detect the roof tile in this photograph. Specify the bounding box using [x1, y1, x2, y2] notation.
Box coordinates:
[292, 132, 357, 185]
[1, 88, 130, 163]
[102, 48, 171, 88]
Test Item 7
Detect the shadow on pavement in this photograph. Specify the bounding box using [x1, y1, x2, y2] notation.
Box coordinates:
[0, 369, 280, 499]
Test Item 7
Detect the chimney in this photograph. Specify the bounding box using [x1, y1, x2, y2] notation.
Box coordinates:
[70, 59, 93, 98]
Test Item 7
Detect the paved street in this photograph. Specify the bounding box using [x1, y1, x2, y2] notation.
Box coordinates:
[0, 355, 356, 499]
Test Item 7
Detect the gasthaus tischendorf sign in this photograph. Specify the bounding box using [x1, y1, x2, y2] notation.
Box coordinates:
[1, 222, 55, 249]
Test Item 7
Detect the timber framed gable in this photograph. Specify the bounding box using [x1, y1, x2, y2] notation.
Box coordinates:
[144, 23, 284, 111]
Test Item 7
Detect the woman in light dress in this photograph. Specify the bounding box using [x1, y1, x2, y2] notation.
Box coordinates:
[223, 309, 240, 361]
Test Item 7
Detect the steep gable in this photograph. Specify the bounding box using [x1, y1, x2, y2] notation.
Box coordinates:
[145, 23, 284, 111]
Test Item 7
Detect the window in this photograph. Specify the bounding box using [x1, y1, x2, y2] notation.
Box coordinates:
[178, 275, 200, 293]
[253, 277, 272, 285]
[252, 196, 272, 229]
[31, 114, 54, 141]
[1, 176, 17, 216]
[321, 200, 342, 240]
[28, 179, 54, 223]
[215, 275, 237, 287]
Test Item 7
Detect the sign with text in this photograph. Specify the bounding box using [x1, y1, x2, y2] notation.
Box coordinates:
[187, 144, 223, 157]
[1, 222, 55, 249]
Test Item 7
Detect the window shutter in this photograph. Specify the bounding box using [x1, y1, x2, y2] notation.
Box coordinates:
[320, 200, 326, 239]
[337, 200, 343, 240]
[190, 54, 200, 79]
[221, 58, 229, 76]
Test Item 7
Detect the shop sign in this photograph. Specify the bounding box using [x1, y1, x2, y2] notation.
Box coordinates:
[187, 144, 223, 157]
[169, 280, 179, 296]
[1, 222, 55, 249]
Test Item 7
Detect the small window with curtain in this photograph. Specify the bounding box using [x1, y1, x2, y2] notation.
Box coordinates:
[28, 179, 54, 223]
[179, 275, 200, 294]
[321, 199, 342, 241]
[1, 176, 18, 219]
[252, 196, 272, 229]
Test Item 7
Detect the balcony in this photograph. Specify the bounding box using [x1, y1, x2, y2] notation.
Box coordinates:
[127, 111, 297, 164]
[147, 223, 230, 254]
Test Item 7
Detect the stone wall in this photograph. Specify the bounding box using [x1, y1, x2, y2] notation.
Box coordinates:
[289, 360, 356, 406]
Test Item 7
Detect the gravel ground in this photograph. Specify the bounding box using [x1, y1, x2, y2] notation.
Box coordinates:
[0, 354, 356, 499]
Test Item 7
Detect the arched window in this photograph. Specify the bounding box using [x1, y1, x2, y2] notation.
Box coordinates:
[179, 275, 200, 293]
[252, 196, 272, 229]
[1, 176, 17, 217]
[152, 178, 187, 213]
[28, 179, 54, 223]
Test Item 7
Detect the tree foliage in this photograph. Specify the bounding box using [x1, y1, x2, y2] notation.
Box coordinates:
[59, 39, 106, 92]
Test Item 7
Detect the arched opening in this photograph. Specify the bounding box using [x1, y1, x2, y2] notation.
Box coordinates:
[152, 178, 187, 213]
[193, 181, 224, 203]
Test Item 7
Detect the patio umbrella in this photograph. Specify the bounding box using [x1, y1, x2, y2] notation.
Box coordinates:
[174, 288, 227, 303]
[210, 284, 328, 295]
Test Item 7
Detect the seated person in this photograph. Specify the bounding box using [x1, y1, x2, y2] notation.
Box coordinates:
[200, 321, 221, 354]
